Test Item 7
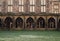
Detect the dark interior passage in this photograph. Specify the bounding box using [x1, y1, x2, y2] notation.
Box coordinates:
[37, 17, 45, 28]
[48, 17, 55, 28]
[15, 17, 23, 28]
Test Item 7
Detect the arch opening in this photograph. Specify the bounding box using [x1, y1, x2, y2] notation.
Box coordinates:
[26, 17, 35, 29]
[15, 17, 23, 28]
[37, 17, 45, 28]
[4, 17, 13, 30]
[48, 17, 55, 28]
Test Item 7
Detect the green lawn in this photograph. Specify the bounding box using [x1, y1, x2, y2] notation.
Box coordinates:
[0, 30, 60, 41]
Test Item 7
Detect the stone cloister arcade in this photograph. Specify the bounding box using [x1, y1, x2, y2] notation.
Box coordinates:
[0, 15, 60, 30]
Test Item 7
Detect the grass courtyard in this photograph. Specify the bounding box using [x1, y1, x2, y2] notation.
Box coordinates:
[0, 30, 60, 41]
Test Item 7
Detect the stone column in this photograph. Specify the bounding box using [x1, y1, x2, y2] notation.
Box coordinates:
[35, 16, 37, 30]
[24, 16, 26, 30]
[46, 16, 48, 30]
[23, 16, 25, 30]
[55, 16, 58, 29]
[12, 16, 15, 30]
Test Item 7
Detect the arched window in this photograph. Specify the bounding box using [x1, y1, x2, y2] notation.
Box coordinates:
[48, 17, 55, 28]
[26, 17, 35, 28]
[15, 17, 23, 28]
[4, 17, 13, 30]
[37, 17, 45, 28]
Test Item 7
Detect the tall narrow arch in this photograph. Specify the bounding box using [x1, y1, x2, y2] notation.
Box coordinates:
[48, 17, 55, 28]
[26, 17, 35, 29]
[37, 17, 45, 28]
[15, 17, 23, 28]
[4, 17, 13, 30]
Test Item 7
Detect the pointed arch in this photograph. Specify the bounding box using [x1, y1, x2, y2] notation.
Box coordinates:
[37, 17, 45, 28]
[4, 17, 13, 30]
[26, 17, 35, 28]
[15, 17, 23, 28]
[48, 17, 55, 28]
[26, 17, 34, 23]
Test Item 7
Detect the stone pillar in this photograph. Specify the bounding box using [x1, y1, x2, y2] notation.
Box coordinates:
[24, 16, 26, 30]
[2, 16, 6, 30]
[12, 16, 15, 30]
[46, 16, 48, 30]
[23, 16, 25, 30]
[35, 16, 37, 30]
[55, 16, 58, 29]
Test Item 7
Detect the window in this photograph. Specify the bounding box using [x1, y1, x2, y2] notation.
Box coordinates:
[53, 9, 59, 13]
[19, 0, 24, 5]
[41, 6, 46, 12]
[8, 6, 13, 12]
[29, 0, 35, 5]
[19, 0, 24, 12]
[19, 6, 22, 12]
[52, 7, 59, 13]
[54, 5, 59, 9]
[54, 5, 59, 13]
[19, 6, 24, 12]
[30, 6, 35, 12]
[51, 4, 59, 13]
[54, 10, 59, 13]
[41, 0, 46, 12]
[8, 0, 13, 5]
[19, 0, 22, 5]
[7, 0, 13, 12]
[41, 0, 46, 5]
[29, 0, 35, 12]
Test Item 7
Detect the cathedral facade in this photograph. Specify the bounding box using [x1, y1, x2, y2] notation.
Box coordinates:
[0, 0, 60, 30]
